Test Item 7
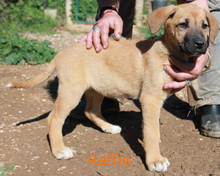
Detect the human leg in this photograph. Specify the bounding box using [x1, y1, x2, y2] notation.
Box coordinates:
[118, 0, 136, 38]
[189, 10, 220, 138]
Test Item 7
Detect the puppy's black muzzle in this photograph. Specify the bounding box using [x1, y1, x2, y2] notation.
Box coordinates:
[179, 31, 208, 57]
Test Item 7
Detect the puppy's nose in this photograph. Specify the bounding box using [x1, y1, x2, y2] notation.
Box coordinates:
[195, 40, 204, 49]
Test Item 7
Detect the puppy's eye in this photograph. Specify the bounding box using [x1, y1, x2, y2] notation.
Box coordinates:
[178, 22, 188, 29]
[202, 23, 208, 30]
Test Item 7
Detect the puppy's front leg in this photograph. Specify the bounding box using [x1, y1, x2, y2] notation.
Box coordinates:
[140, 95, 170, 172]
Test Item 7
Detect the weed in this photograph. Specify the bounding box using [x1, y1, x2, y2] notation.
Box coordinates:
[0, 0, 60, 34]
[138, 25, 164, 39]
[0, 163, 14, 176]
[0, 32, 57, 65]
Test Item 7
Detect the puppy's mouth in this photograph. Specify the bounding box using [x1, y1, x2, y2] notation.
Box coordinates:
[179, 42, 207, 62]
[179, 35, 209, 61]
[179, 43, 207, 54]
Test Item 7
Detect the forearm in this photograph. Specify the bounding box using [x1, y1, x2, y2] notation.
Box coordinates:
[177, 0, 209, 11]
[97, 0, 120, 11]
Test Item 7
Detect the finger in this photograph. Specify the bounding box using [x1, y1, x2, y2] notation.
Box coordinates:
[163, 80, 186, 90]
[100, 24, 110, 49]
[113, 20, 123, 40]
[85, 30, 93, 49]
[92, 29, 102, 53]
[79, 34, 87, 43]
[163, 65, 196, 81]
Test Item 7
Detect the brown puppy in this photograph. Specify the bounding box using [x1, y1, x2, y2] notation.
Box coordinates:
[7, 4, 218, 172]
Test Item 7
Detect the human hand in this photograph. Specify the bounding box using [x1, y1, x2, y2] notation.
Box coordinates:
[79, 11, 123, 53]
[163, 53, 209, 94]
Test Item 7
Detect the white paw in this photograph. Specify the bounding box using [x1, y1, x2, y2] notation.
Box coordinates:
[6, 83, 12, 88]
[111, 125, 122, 134]
[149, 158, 170, 172]
[56, 148, 74, 160]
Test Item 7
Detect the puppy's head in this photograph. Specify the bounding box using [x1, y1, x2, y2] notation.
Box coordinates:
[147, 4, 219, 58]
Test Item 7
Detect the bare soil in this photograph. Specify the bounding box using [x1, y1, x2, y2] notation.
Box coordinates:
[0, 27, 219, 176]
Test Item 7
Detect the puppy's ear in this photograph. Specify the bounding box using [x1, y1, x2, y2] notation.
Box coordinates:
[147, 5, 175, 35]
[205, 10, 219, 43]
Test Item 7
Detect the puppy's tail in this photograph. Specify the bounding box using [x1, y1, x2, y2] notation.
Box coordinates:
[7, 55, 57, 88]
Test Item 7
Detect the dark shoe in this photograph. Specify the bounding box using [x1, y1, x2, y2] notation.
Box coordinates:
[69, 97, 120, 120]
[197, 105, 220, 138]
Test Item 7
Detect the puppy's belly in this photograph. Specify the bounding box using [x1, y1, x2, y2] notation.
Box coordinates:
[90, 78, 141, 99]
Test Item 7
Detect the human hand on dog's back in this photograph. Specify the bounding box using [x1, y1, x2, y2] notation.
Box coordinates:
[79, 8, 122, 53]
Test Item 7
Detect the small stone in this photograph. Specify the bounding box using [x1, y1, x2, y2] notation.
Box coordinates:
[15, 165, 21, 168]
[61, 166, 66, 169]
[31, 156, 40, 160]
[24, 164, 29, 169]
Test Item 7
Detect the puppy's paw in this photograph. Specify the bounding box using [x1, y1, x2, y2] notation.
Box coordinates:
[148, 158, 170, 172]
[56, 147, 74, 160]
[6, 83, 12, 88]
[102, 125, 122, 134]
[111, 125, 122, 134]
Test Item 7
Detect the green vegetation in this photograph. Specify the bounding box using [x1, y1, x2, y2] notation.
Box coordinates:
[0, 0, 58, 65]
[47, 0, 66, 19]
[71, 0, 97, 23]
[0, 163, 14, 176]
[143, 26, 165, 39]
[0, 33, 56, 65]
[0, 0, 60, 34]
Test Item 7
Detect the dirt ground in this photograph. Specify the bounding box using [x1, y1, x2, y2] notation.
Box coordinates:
[0, 27, 220, 176]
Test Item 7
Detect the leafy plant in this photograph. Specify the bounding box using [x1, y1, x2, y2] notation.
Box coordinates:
[47, 0, 66, 19]
[0, 32, 57, 65]
[71, 0, 97, 23]
[0, 163, 14, 176]
[0, 0, 59, 33]
[144, 26, 164, 39]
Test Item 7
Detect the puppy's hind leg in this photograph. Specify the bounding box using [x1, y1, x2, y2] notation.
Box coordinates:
[47, 84, 85, 160]
[85, 89, 121, 134]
